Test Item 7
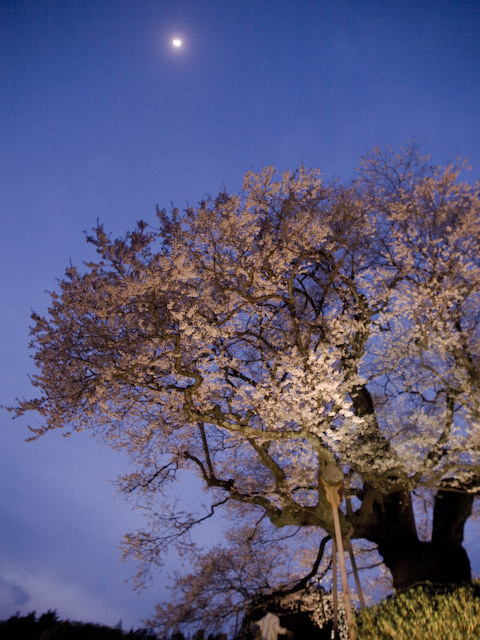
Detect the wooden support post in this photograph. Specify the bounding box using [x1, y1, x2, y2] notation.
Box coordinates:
[332, 538, 338, 635]
[346, 532, 365, 610]
[320, 464, 356, 640]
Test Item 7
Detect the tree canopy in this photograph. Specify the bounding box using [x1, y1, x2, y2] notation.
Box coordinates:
[15, 144, 480, 634]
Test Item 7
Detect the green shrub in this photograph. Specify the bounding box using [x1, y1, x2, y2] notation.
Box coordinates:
[356, 582, 480, 640]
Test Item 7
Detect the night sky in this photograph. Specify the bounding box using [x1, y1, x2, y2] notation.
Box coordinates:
[1, 0, 480, 630]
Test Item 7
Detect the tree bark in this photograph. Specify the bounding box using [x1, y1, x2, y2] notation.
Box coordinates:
[377, 538, 472, 590]
[354, 487, 474, 590]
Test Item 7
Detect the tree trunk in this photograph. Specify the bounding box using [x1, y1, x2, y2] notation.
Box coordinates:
[377, 538, 472, 591]
[354, 487, 474, 590]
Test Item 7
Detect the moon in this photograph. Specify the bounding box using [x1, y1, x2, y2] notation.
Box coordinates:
[172, 38, 182, 47]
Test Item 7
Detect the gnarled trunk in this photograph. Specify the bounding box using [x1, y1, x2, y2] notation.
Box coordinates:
[378, 538, 471, 590]
[355, 487, 474, 590]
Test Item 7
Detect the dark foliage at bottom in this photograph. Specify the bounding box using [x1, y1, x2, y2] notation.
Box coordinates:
[0, 610, 156, 640]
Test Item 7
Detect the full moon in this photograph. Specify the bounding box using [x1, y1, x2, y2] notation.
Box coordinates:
[172, 39, 182, 47]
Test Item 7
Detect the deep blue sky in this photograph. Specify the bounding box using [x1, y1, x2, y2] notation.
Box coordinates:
[1, 0, 480, 630]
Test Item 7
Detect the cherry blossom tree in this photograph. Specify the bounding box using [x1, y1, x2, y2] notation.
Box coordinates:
[15, 144, 480, 630]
